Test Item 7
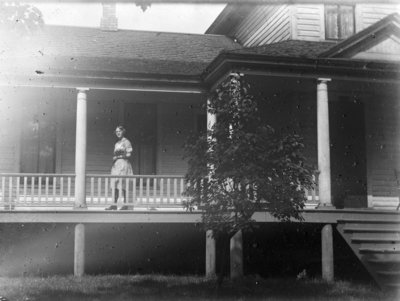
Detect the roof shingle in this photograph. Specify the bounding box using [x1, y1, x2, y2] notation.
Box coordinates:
[229, 40, 338, 59]
[1, 25, 242, 76]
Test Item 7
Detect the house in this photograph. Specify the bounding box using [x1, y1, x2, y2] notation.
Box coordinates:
[0, 2, 399, 288]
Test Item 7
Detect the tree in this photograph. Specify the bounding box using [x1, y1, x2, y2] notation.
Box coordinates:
[184, 73, 314, 239]
[0, 2, 44, 33]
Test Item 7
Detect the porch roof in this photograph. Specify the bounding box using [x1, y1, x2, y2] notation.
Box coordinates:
[0, 25, 241, 75]
[228, 40, 338, 59]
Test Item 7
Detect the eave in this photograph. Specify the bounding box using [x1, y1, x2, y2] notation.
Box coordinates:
[0, 67, 207, 94]
[202, 52, 400, 89]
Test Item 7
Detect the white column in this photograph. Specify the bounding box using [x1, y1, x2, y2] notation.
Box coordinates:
[230, 230, 243, 279]
[74, 223, 85, 276]
[74, 88, 88, 209]
[317, 79, 332, 207]
[206, 99, 217, 278]
[205, 230, 216, 278]
[207, 98, 216, 132]
[321, 224, 334, 282]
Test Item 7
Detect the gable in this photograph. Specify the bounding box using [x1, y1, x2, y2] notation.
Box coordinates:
[352, 34, 400, 61]
[319, 13, 400, 62]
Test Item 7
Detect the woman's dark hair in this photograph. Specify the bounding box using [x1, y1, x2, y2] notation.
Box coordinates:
[115, 125, 126, 135]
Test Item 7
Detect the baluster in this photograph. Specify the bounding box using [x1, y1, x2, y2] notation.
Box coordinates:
[119, 177, 122, 203]
[23, 176, 27, 203]
[132, 177, 136, 205]
[53, 177, 57, 204]
[60, 177, 64, 203]
[105, 178, 109, 204]
[173, 178, 177, 204]
[31, 176, 35, 203]
[160, 178, 164, 205]
[153, 178, 157, 204]
[146, 178, 150, 204]
[111, 178, 115, 204]
[38, 177, 42, 203]
[180, 178, 184, 204]
[67, 176, 71, 202]
[45, 176, 49, 204]
[8, 176, 13, 208]
[139, 178, 143, 205]
[16, 176, 20, 206]
[90, 177, 94, 204]
[125, 177, 130, 205]
[167, 178, 171, 204]
[97, 178, 101, 203]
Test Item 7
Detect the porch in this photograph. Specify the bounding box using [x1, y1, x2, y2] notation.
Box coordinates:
[0, 173, 319, 210]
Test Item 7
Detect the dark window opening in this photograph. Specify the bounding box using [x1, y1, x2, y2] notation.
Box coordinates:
[325, 5, 355, 40]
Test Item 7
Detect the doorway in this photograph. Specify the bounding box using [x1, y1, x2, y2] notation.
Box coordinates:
[329, 98, 367, 208]
[124, 103, 157, 175]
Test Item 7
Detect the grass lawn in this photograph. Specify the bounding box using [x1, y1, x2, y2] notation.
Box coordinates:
[0, 275, 398, 301]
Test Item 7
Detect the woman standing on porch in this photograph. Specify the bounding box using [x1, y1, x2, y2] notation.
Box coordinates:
[105, 125, 133, 210]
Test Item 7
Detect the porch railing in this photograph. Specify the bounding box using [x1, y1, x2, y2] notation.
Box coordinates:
[0, 173, 318, 209]
[0, 173, 187, 208]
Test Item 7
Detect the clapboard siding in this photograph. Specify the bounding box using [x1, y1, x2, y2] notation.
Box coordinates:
[86, 97, 119, 174]
[0, 90, 19, 172]
[356, 4, 399, 31]
[157, 102, 199, 175]
[364, 88, 400, 199]
[235, 5, 291, 47]
[292, 5, 324, 41]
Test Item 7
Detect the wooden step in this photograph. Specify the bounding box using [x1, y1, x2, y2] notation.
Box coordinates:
[376, 270, 400, 277]
[343, 226, 400, 233]
[343, 227, 400, 234]
[352, 237, 400, 243]
[351, 233, 400, 243]
[367, 256, 400, 264]
[338, 219, 400, 225]
[386, 283, 400, 289]
[359, 247, 400, 254]
[337, 218, 400, 291]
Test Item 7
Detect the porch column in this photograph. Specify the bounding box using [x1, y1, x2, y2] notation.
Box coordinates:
[74, 88, 88, 209]
[205, 99, 217, 277]
[230, 230, 243, 279]
[205, 230, 216, 278]
[317, 79, 332, 207]
[321, 224, 334, 282]
[74, 223, 85, 276]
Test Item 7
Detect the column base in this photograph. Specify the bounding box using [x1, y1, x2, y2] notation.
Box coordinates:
[73, 204, 88, 210]
[316, 203, 335, 209]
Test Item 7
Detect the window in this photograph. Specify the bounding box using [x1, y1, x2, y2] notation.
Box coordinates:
[325, 5, 355, 40]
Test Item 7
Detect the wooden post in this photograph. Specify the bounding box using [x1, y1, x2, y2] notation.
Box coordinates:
[74, 88, 88, 209]
[317, 78, 333, 207]
[205, 230, 216, 278]
[74, 223, 85, 276]
[207, 98, 216, 132]
[205, 99, 217, 278]
[321, 224, 334, 282]
[230, 230, 243, 279]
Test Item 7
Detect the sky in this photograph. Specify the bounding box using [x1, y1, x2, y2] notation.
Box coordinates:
[35, 3, 226, 33]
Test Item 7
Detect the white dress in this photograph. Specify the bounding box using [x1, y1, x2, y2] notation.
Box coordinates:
[111, 137, 133, 189]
